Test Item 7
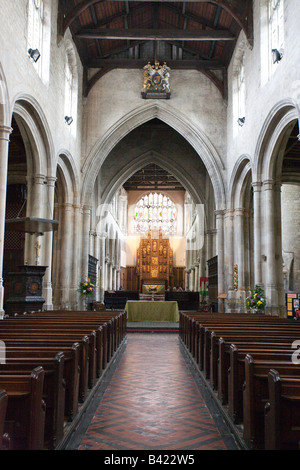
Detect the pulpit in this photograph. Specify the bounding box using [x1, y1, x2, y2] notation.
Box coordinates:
[136, 231, 173, 291]
[5, 265, 47, 315]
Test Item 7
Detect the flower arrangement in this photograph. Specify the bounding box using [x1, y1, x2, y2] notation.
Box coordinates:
[246, 285, 266, 312]
[78, 278, 95, 297]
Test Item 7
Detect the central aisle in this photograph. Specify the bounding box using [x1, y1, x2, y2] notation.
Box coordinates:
[68, 334, 237, 451]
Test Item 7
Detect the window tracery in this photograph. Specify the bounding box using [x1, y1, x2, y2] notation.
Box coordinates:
[134, 193, 177, 235]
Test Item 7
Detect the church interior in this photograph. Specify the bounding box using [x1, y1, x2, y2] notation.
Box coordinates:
[0, 0, 300, 452]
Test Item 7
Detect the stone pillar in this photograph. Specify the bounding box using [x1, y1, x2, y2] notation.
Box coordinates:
[235, 208, 247, 312]
[99, 233, 107, 302]
[190, 267, 195, 292]
[252, 182, 263, 286]
[263, 180, 278, 315]
[82, 206, 91, 281]
[274, 182, 286, 317]
[93, 232, 100, 301]
[0, 125, 12, 318]
[215, 210, 225, 297]
[224, 209, 234, 292]
[60, 203, 73, 309]
[24, 174, 47, 265]
[112, 265, 117, 291]
[42, 176, 56, 310]
[194, 262, 199, 292]
[116, 267, 121, 291]
[71, 203, 81, 308]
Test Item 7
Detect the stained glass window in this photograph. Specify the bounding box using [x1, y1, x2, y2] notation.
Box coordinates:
[134, 193, 177, 235]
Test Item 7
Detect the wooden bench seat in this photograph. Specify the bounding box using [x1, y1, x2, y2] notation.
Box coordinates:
[0, 352, 65, 449]
[0, 333, 91, 402]
[0, 367, 45, 450]
[243, 355, 300, 450]
[0, 390, 8, 450]
[265, 369, 300, 450]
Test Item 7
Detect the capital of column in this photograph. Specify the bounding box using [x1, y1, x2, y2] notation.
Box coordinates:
[234, 207, 247, 217]
[46, 176, 57, 188]
[251, 181, 262, 192]
[224, 209, 235, 218]
[0, 125, 13, 141]
[262, 179, 281, 191]
[214, 209, 225, 219]
[31, 174, 47, 185]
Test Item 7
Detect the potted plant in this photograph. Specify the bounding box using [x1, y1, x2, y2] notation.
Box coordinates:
[246, 285, 266, 313]
[78, 278, 95, 310]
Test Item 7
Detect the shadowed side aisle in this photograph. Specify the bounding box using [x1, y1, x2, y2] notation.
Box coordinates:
[67, 333, 238, 451]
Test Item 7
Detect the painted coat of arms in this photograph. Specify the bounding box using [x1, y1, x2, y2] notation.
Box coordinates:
[141, 60, 171, 99]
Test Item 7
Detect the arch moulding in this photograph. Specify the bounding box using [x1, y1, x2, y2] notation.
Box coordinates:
[81, 102, 226, 211]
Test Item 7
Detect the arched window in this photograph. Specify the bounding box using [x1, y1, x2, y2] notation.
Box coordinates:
[64, 41, 78, 136]
[232, 49, 246, 136]
[269, 0, 284, 55]
[134, 193, 177, 235]
[27, 0, 44, 74]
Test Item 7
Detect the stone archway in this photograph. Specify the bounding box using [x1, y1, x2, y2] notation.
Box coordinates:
[254, 100, 300, 315]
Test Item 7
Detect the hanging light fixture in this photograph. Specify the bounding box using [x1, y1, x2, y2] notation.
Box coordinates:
[28, 48, 41, 63]
[65, 116, 73, 125]
[272, 48, 283, 64]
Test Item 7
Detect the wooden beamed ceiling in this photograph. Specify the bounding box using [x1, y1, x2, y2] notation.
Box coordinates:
[59, 1, 253, 98]
[123, 163, 185, 191]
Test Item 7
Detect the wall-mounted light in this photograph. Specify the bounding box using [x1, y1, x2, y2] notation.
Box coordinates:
[28, 48, 41, 63]
[65, 116, 73, 126]
[237, 117, 245, 127]
[272, 48, 283, 64]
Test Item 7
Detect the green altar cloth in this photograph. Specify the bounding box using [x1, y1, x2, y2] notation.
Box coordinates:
[125, 301, 179, 322]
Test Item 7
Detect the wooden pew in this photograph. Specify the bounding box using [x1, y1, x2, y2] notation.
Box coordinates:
[1, 344, 80, 422]
[0, 367, 46, 450]
[265, 369, 300, 450]
[0, 353, 65, 450]
[243, 355, 300, 450]
[0, 390, 8, 450]
[0, 334, 90, 403]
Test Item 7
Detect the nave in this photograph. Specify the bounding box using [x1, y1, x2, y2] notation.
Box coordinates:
[66, 333, 238, 451]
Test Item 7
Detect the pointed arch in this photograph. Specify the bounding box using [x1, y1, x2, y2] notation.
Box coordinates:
[228, 154, 252, 209]
[11, 93, 55, 177]
[81, 102, 226, 210]
[254, 99, 300, 182]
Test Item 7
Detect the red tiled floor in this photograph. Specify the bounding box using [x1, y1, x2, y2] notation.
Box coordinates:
[76, 334, 232, 450]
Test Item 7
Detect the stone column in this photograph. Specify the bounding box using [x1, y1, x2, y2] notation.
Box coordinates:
[274, 182, 286, 317]
[24, 174, 47, 265]
[190, 267, 195, 292]
[0, 125, 12, 318]
[194, 262, 199, 292]
[263, 180, 278, 315]
[82, 206, 91, 281]
[235, 208, 247, 312]
[60, 203, 73, 309]
[71, 203, 81, 308]
[215, 210, 225, 297]
[252, 182, 263, 286]
[116, 267, 121, 291]
[42, 176, 56, 310]
[93, 232, 100, 301]
[224, 209, 234, 292]
[99, 233, 107, 302]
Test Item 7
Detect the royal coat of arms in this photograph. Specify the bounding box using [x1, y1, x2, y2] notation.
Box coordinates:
[141, 60, 171, 99]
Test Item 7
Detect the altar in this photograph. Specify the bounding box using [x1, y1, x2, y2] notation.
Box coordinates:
[125, 300, 179, 322]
